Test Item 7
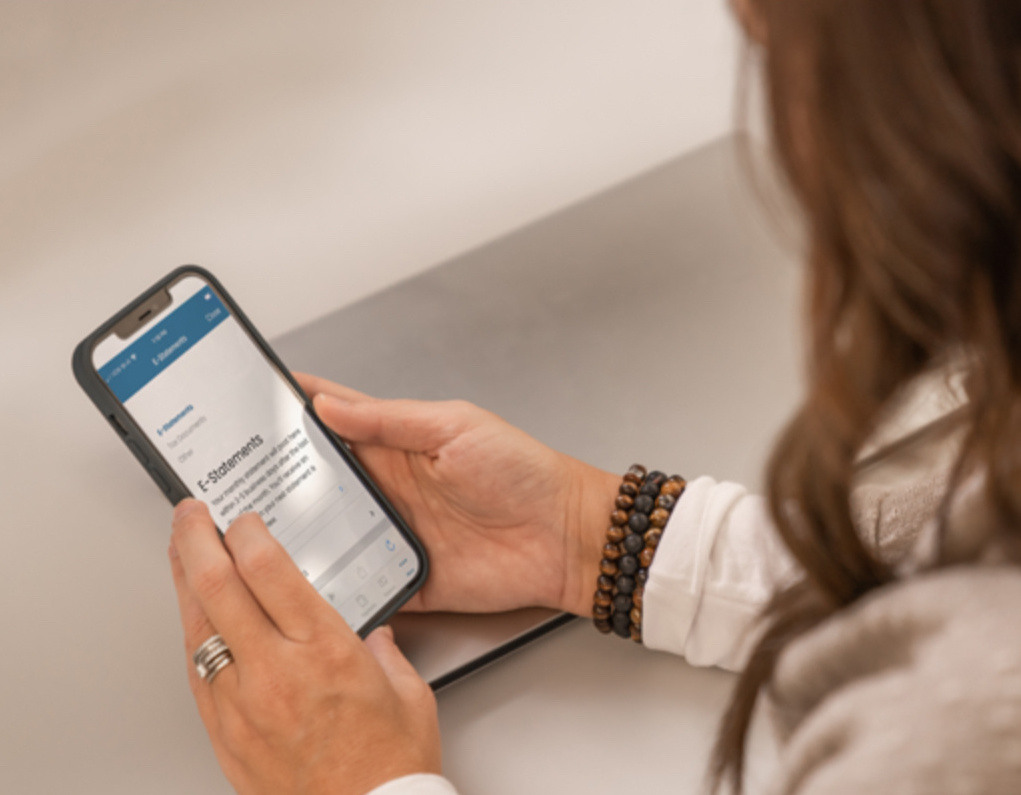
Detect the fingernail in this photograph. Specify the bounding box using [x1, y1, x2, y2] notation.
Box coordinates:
[316, 392, 349, 409]
[173, 499, 203, 522]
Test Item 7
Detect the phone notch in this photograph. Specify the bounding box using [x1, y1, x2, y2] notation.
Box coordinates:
[113, 288, 172, 339]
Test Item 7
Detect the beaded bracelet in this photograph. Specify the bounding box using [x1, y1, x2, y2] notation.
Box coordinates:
[593, 465, 686, 642]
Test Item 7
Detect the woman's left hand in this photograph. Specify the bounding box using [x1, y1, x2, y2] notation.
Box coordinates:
[168, 498, 442, 795]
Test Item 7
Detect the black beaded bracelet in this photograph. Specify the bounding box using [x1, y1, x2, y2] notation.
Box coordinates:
[593, 466, 686, 642]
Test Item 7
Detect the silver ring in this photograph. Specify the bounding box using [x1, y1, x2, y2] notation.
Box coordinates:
[192, 634, 234, 684]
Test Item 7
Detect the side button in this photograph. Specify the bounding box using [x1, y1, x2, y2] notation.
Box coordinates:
[126, 440, 149, 465]
[147, 467, 173, 496]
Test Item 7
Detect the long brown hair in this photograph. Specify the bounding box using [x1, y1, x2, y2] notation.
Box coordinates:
[713, 2, 1021, 791]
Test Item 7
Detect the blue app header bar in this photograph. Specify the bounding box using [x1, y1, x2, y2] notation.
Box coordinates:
[99, 287, 230, 402]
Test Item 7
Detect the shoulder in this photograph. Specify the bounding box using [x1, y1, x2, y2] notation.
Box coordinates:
[768, 566, 1021, 794]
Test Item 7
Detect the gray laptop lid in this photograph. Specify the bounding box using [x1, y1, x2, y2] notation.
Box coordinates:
[272, 135, 804, 688]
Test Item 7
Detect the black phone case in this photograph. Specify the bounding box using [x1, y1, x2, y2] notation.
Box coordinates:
[72, 264, 429, 638]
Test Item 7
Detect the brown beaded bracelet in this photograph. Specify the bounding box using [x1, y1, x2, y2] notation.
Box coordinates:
[593, 465, 686, 642]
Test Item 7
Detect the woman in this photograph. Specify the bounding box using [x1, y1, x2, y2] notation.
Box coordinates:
[168, 1, 1021, 792]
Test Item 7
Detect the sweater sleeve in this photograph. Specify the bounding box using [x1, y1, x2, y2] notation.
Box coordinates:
[641, 476, 798, 671]
[766, 569, 1021, 795]
[365, 774, 460, 795]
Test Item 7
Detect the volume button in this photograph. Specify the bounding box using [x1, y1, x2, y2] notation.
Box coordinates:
[126, 440, 149, 465]
[147, 466, 173, 496]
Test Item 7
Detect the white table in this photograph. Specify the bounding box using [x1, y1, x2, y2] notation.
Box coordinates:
[0, 135, 799, 793]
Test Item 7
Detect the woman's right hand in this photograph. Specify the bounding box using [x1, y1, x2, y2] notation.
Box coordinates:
[295, 373, 619, 618]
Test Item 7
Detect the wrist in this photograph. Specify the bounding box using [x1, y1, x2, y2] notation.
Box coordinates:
[559, 459, 619, 616]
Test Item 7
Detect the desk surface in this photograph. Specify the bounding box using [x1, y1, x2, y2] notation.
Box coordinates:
[1, 135, 800, 793]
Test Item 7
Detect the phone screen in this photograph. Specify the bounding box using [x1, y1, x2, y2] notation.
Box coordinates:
[90, 273, 420, 631]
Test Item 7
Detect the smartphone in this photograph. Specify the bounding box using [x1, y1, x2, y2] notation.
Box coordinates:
[73, 265, 427, 636]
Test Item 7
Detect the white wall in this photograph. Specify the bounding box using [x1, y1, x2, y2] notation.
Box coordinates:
[1, 0, 740, 345]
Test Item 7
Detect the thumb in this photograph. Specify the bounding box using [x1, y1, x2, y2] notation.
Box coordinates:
[364, 625, 424, 688]
[313, 393, 469, 453]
